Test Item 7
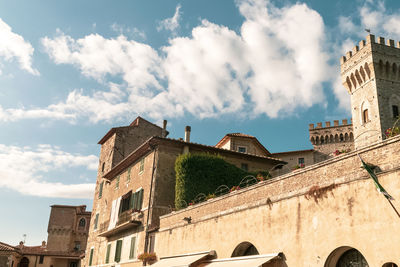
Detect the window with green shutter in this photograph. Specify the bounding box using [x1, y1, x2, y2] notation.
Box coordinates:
[127, 167, 131, 182]
[98, 181, 104, 199]
[115, 175, 120, 189]
[131, 188, 144, 211]
[129, 237, 136, 259]
[89, 248, 94, 266]
[94, 213, 99, 230]
[114, 240, 123, 263]
[105, 244, 111, 263]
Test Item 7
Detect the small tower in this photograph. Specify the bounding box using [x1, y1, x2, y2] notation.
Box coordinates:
[341, 34, 400, 149]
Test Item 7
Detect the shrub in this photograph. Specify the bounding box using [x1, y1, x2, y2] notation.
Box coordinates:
[175, 153, 256, 209]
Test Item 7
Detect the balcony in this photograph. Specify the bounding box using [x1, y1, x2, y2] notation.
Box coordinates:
[98, 210, 143, 238]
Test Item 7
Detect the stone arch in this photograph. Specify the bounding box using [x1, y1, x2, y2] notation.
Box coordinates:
[350, 73, 358, 88]
[324, 246, 369, 267]
[310, 137, 315, 145]
[345, 133, 349, 142]
[393, 63, 397, 78]
[378, 60, 384, 76]
[20, 257, 29, 267]
[330, 134, 334, 143]
[382, 263, 398, 267]
[320, 136, 325, 144]
[335, 134, 339, 142]
[231, 241, 259, 257]
[339, 133, 344, 142]
[325, 135, 329, 143]
[386, 61, 391, 77]
[364, 62, 371, 78]
[355, 69, 363, 84]
[345, 76, 352, 92]
[350, 132, 354, 141]
[360, 65, 366, 81]
[316, 136, 319, 144]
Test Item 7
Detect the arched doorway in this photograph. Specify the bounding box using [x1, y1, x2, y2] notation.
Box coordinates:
[382, 263, 398, 267]
[324, 246, 369, 267]
[231, 242, 259, 257]
[20, 257, 29, 267]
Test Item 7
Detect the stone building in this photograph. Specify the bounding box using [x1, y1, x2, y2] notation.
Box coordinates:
[0, 205, 91, 267]
[85, 34, 400, 267]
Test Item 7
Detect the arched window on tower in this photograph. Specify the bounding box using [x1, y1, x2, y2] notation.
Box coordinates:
[392, 105, 399, 119]
[78, 218, 86, 229]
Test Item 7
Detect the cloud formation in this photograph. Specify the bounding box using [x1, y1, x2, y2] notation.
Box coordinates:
[0, 18, 38, 75]
[157, 4, 182, 34]
[34, 0, 331, 123]
[0, 144, 98, 198]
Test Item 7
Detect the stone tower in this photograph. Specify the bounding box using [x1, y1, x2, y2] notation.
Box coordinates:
[341, 34, 400, 149]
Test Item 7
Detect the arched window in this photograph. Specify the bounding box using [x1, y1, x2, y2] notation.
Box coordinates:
[78, 218, 86, 228]
[382, 263, 398, 267]
[324, 247, 369, 267]
[340, 133, 344, 142]
[392, 105, 399, 119]
[231, 242, 259, 257]
[337, 249, 368, 267]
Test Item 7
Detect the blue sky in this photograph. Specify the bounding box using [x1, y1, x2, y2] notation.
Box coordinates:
[1, 0, 400, 246]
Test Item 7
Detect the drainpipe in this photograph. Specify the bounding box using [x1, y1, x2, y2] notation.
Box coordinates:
[144, 144, 158, 256]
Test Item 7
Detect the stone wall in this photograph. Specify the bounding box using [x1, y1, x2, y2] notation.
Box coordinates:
[156, 135, 400, 266]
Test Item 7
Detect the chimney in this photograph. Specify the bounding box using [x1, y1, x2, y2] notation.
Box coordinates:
[162, 120, 168, 137]
[184, 126, 191, 142]
[41, 241, 46, 248]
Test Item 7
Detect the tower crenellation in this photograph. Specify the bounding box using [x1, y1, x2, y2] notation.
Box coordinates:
[340, 34, 400, 149]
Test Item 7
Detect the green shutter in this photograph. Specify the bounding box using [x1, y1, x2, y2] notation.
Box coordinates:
[137, 189, 144, 210]
[129, 192, 135, 209]
[115, 175, 120, 189]
[132, 192, 138, 210]
[114, 240, 123, 263]
[98, 181, 104, 199]
[89, 248, 94, 266]
[129, 237, 136, 259]
[105, 244, 111, 263]
[94, 213, 99, 230]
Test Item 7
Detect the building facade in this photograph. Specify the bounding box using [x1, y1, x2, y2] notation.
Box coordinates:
[86, 34, 400, 267]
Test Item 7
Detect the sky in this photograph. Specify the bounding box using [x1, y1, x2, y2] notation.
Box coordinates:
[1, 0, 400, 246]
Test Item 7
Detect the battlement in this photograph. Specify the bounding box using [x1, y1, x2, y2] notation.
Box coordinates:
[309, 119, 351, 130]
[340, 34, 400, 65]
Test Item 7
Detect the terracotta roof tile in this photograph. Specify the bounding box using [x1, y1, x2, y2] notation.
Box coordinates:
[0, 242, 18, 252]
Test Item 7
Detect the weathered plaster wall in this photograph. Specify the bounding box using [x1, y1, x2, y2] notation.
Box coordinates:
[156, 136, 400, 266]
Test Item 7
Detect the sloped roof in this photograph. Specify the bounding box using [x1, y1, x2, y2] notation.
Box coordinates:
[215, 133, 271, 155]
[0, 241, 18, 252]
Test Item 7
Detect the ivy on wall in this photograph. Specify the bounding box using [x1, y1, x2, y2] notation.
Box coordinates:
[175, 153, 268, 209]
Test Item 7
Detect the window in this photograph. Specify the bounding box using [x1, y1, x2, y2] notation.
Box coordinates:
[393, 105, 399, 118]
[69, 263, 77, 267]
[139, 158, 145, 173]
[238, 146, 247, 153]
[298, 158, 304, 165]
[131, 188, 144, 211]
[39, 256, 44, 264]
[89, 248, 94, 266]
[114, 240, 123, 263]
[78, 218, 86, 228]
[74, 241, 81, 251]
[119, 191, 132, 214]
[105, 244, 111, 264]
[94, 213, 99, 230]
[127, 167, 131, 183]
[101, 162, 105, 173]
[241, 163, 248, 171]
[129, 237, 136, 259]
[149, 234, 156, 253]
[115, 175, 120, 189]
[362, 109, 369, 123]
[98, 181, 104, 199]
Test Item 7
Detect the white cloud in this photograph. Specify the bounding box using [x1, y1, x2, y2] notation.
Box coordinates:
[9, 0, 330, 124]
[0, 144, 98, 198]
[157, 4, 182, 34]
[0, 18, 38, 75]
[111, 23, 146, 40]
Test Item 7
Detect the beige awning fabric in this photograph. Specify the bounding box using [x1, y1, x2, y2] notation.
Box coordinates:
[197, 253, 282, 267]
[151, 251, 216, 267]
